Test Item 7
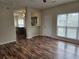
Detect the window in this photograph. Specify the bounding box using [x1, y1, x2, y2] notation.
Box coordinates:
[67, 28, 77, 39]
[57, 27, 66, 37]
[18, 17, 24, 27]
[57, 13, 79, 40]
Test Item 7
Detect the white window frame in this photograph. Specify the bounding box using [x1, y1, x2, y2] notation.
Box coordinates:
[57, 12, 79, 40]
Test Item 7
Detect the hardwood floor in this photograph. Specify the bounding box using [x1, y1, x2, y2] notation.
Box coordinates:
[0, 36, 79, 59]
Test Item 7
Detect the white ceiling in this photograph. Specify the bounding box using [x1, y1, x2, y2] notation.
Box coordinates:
[0, 0, 77, 9]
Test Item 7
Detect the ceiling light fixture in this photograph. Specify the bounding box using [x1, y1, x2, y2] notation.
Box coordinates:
[43, 0, 46, 3]
[43, 0, 56, 3]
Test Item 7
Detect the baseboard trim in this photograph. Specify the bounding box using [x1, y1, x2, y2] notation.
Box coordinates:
[35, 35, 79, 45]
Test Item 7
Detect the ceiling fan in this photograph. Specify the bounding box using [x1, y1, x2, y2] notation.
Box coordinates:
[43, 0, 46, 3]
[43, 0, 56, 3]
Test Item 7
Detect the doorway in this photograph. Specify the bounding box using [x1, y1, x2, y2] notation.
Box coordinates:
[42, 15, 53, 37]
[14, 9, 26, 40]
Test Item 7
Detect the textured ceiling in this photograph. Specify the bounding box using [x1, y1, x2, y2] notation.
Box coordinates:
[0, 0, 77, 9]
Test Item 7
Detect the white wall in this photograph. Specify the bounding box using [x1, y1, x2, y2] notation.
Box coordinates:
[41, 2, 79, 43]
[0, 7, 16, 45]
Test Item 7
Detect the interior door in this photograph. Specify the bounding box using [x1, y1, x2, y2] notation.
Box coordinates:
[42, 15, 53, 37]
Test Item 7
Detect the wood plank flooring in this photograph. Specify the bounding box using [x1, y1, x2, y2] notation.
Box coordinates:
[0, 36, 79, 59]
